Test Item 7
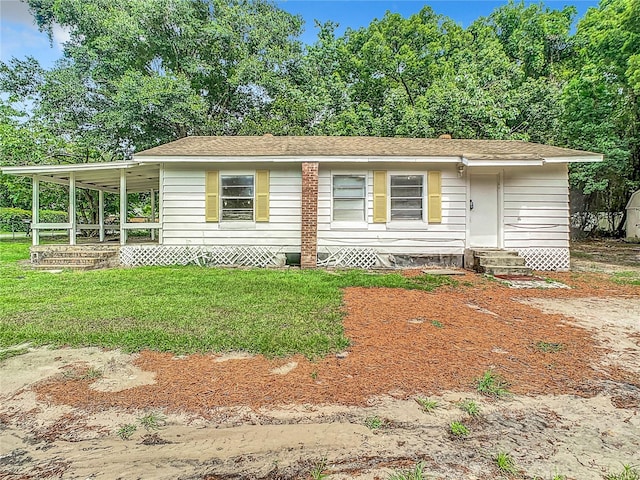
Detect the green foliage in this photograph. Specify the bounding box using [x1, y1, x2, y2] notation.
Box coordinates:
[116, 423, 137, 440]
[0, 208, 67, 232]
[605, 464, 640, 480]
[387, 462, 428, 480]
[612, 271, 640, 286]
[0, 346, 29, 362]
[458, 399, 481, 417]
[494, 452, 518, 474]
[535, 341, 564, 353]
[310, 458, 329, 480]
[416, 397, 438, 413]
[475, 370, 511, 398]
[449, 421, 470, 437]
[364, 416, 384, 430]
[138, 412, 166, 432]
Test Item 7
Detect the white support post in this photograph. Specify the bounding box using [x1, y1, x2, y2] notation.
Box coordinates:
[150, 189, 156, 241]
[158, 165, 163, 244]
[32, 175, 40, 246]
[120, 169, 127, 246]
[69, 172, 77, 246]
[98, 190, 105, 242]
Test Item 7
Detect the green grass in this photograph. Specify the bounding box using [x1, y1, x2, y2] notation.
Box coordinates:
[535, 341, 564, 353]
[387, 462, 428, 480]
[416, 397, 438, 413]
[605, 465, 640, 480]
[449, 421, 470, 437]
[494, 452, 518, 474]
[475, 369, 511, 398]
[0, 346, 29, 362]
[612, 271, 640, 286]
[458, 399, 480, 417]
[0, 241, 453, 359]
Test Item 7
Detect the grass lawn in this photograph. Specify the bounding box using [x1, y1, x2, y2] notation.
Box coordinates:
[0, 240, 453, 358]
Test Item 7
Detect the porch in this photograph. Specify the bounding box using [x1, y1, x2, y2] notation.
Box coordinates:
[1, 161, 161, 249]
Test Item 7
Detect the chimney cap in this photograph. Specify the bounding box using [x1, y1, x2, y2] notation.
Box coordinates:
[439, 134, 452, 139]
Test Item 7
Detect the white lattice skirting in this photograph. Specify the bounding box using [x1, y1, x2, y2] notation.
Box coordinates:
[317, 248, 380, 269]
[517, 248, 570, 271]
[120, 246, 281, 267]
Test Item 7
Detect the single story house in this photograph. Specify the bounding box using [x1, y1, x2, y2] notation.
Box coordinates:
[1, 135, 602, 270]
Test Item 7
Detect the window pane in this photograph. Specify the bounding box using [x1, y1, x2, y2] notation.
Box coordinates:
[222, 210, 253, 221]
[391, 209, 423, 220]
[223, 199, 253, 209]
[334, 176, 365, 188]
[222, 186, 253, 197]
[332, 175, 365, 222]
[221, 175, 254, 221]
[390, 175, 423, 221]
[391, 175, 423, 187]
[333, 208, 365, 221]
[390, 186, 423, 198]
[334, 187, 366, 198]
[221, 175, 253, 186]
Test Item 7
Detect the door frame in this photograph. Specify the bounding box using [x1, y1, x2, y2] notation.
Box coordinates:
[465, 169, 504, 249]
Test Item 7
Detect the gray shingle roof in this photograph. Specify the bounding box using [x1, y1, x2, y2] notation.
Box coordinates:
[135, 135, 601, 159]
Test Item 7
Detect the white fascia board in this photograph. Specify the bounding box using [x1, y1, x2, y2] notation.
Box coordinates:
[1, 161, 138, 176]
[462, 158, 545, 167]
[543, 155, 603, 163]
[134, 155, 462, 163]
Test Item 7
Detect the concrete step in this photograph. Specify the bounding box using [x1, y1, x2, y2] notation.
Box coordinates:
[479, 265, 533, 276]
[33, 262, 98, 271]
[471, 249, 520, 257]
[39, 251, 117, 259]
[39, 257, 103, 266]
[475, 256, 527, 267]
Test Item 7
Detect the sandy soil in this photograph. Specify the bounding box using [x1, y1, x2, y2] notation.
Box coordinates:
[1, 266, 639, 479]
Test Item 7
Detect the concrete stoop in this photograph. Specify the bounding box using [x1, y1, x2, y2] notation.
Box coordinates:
[30, 245, 120, 270]
[466, 249, 533, 276]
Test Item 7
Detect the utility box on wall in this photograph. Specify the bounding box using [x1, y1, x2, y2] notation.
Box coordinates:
[626, 190, 640, 239]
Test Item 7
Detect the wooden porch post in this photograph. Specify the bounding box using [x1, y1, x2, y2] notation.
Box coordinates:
[120, 169, 127, 246]
[150, 189, 155, 241]
[69, 172, 77, 246]
[98, 190, 105, 242]
[32, 175, 40, 246]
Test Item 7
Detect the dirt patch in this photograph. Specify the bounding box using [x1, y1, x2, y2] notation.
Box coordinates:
[1, 270, 639, 479]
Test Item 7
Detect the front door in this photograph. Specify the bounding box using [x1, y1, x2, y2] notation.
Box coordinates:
[469, 173, 500, 248]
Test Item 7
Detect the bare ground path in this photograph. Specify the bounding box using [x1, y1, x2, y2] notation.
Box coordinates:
[1, 264, 639, 479]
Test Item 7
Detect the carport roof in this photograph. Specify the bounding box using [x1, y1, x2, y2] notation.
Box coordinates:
[1, 162, 160, 193]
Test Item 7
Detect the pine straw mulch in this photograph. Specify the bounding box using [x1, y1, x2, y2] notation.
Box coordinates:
[32, 271, 639, 416]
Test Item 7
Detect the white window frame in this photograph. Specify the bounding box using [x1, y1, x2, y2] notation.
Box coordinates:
[388, 172, 426, 224]
[330, 171, 369, 227]
[220, 173, 255, 222]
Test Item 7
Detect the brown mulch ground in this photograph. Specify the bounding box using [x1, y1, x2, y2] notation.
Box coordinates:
[33, 271, 639, 416]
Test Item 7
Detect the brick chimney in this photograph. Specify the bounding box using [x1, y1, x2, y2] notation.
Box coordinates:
[300, 162, 319, 268]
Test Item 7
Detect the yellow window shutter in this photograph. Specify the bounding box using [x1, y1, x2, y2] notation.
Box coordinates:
[205, 171, 219, 222]
[428, 171, 442, 223]
[373, 170, 387, 223]
[255, 170, 270, 222]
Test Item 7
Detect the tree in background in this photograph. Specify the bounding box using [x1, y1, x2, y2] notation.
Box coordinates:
[563, 0, 640, 235]
[1, 0, 639, 236]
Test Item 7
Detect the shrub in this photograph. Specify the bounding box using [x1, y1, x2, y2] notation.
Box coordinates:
[0, 207, 67, 232]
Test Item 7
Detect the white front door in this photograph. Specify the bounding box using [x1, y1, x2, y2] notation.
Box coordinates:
[469, 173, 500, 248]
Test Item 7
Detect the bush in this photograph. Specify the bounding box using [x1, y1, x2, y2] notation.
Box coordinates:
[0, 207, 67, 232]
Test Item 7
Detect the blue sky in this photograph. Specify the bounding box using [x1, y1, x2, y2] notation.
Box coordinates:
[1, 0, 600, 69]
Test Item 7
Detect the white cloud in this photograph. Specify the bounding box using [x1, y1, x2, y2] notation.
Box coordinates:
[51, 24, 71, 47]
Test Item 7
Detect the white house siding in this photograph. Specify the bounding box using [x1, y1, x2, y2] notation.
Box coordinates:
[317, 163, 466, 256]
[502, 164, 570, 270]
[161, 163, 302, 251]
